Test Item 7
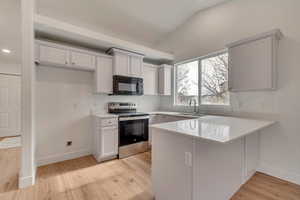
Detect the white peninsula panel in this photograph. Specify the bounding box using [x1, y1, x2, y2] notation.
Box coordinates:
[151, 115, 275, 200]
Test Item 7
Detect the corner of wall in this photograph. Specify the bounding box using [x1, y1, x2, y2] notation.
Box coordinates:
[258, 162, 300, 186]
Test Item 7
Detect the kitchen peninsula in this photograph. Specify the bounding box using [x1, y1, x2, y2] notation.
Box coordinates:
[151, 115, 275, 200]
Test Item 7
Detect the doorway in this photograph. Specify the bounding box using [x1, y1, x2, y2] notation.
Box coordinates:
[0, 0, 22, 193]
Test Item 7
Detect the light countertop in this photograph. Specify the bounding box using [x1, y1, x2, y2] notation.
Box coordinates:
[92, 112, 118, 118]
[93, 111, 201, 119]
[146, 111, 201, 118]
[150, 115, 275, 143]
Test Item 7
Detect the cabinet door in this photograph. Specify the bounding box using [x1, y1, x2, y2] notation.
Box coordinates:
[0, 75, 21, 137]
[101, 126, 118, 158]
[95, 57, 113, 94]
[70, 51, 95, 70]
[130, 55, 143, 77]
[143, 64, 158, 95]
[164, 67, 172, 95]
[229, 37, 275, 91]
[114, 53, 129, 76]
[159, 66, 172, 96]
[39, 45, 68, 65]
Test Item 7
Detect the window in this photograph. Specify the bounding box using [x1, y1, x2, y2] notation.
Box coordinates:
[175, 60, 199, 105]
[174, 52, 229, 106]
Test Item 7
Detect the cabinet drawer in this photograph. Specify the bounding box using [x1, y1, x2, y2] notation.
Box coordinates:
[100, 118, 118, 127]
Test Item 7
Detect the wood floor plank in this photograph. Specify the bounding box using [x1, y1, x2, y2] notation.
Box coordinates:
[0, 148, 300, 200]
[0, 147, 20, 193]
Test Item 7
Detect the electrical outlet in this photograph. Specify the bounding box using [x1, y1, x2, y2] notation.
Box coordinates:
[67, 141, 72, 146]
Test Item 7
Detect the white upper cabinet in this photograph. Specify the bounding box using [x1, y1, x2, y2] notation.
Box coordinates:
[35, 40, 97, 71]
[95, 56, 113, 94]
[114, 51, 130, 76]
[143, 63, 158, 95]
[130, 55, 143, 77]
[39, 45, 69, 66]
[109, 48, 144, 78]
[158, 64, 172, 96]
[227, 29, 283, 92]
[70, 51, 95, 70]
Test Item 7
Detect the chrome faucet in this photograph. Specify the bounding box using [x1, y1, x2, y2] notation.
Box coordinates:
[189, 99, 198, 114]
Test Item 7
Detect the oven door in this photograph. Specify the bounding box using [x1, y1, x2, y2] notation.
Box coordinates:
[119, 116, 149, 147]
[113, 75, 143, 95]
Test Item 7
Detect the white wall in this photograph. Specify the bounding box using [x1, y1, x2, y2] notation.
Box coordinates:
[35, 66, 160, 166]
[158, 0, 300, 185]
[0, 62, 21, 75]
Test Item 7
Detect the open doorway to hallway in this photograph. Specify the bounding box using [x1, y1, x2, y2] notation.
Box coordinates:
[0, 0, 22, 194]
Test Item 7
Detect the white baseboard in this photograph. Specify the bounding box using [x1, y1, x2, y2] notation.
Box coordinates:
[37, 148, 92, 167]
[258, 163, 300, 185]
[19, 169, 36, 188]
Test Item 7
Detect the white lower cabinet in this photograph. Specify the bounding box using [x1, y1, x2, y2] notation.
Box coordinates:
[152, 130, 193, 200]
[100, 126, 118, 158]
[93, 117, 119, 162]
[152, 128, 260, 200]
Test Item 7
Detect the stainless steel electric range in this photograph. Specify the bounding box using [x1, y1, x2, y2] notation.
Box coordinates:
[108, 102, 150, 159]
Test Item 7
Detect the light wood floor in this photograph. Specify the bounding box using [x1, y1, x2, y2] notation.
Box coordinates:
[0, 149, 300, 200]
[0, 147, 20, 193]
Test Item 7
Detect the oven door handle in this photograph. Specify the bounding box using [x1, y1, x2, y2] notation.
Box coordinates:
[119, 116, 149, 121]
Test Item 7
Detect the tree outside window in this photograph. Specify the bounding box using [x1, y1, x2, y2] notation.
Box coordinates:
[175, 60, 199, 105]
[201, 53, 229, 105]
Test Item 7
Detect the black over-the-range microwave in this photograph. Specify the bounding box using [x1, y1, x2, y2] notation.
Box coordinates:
[113, 75, 144, 96]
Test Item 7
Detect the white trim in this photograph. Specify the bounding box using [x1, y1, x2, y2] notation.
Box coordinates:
[37, 148, 92, 167]
[20, 0, 36, 189]
[0, 72, 21, 77]
[19, 170, 36, 189]
[258, 162, 300, 185]
[226, 29, 283, 48]
[175, 49, 227, 66]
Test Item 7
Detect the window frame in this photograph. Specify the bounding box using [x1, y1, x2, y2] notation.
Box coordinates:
[173, 49, 230, 108]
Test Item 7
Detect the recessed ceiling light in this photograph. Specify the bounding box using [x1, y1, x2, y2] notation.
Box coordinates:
[1, 49, 11, 54]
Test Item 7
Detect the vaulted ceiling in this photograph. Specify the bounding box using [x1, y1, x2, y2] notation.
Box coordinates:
[0, 0, 231, 64]
[37, 0, 231, 49]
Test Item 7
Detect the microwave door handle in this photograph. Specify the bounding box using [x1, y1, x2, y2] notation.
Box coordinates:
[135, 81, 140, 94]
